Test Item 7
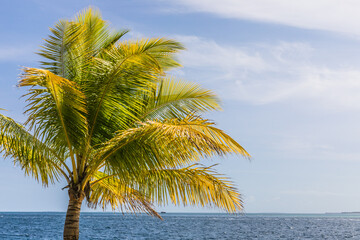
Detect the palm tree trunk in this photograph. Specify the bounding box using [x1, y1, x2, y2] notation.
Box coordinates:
[63, 190, 85, 240]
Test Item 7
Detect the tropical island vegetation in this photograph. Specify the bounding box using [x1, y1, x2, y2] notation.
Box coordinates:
[0, 7, 250, 240]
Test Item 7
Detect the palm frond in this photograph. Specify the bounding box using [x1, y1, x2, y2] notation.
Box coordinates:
[140, 77, 221, 121]
[38, 7, 129, 86]
[75, 7, 113, 56]
[89, 171, 161, 218]
[95, 29, 130, 59]
[139, 164, 242, 213]
[85, 38, 184, 145]
[86, 115, 249, 184]
[0, 113, 69, 185]
[19, 68, 88, 150]
[19, 68, 88, 182]
[98, 114, 250, 162]
[37, 19, 83, 78]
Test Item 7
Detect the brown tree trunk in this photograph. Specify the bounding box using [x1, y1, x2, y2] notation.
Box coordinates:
[63, 189, 85, 240]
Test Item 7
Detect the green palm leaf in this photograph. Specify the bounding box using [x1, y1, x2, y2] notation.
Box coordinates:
[139, 164, 242, 213]
[38, 20, 83, 78]
[19, 68, 88, 150]
[19, 68, 88, 182]
[96, 115, 249, 165]
[87, 115, 249, 186]
[140, 77, 221, 121]
[89, 171, 161, 218]
[85, 38, 184, 145]
[0, 113, 69, 185]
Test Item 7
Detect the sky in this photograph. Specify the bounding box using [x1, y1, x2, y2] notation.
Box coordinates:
[1, 0, 360, 213]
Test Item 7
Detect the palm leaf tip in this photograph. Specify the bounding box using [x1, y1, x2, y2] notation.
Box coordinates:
[140, 165, 243, 213]
[140, 78, 222, 121]
[0, 113, 67, 186]
[146, 115, 251, 159]
[89, 171, 162, 219]
[19, 68, 88, 148]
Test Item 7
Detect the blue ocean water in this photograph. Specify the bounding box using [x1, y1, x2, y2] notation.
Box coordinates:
[1, 212, 360, 239]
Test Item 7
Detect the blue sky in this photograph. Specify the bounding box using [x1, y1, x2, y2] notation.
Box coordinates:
[2, 0, 360, 213]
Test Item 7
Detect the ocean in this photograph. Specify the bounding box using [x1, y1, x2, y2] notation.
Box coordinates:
[1, 212, 360, 239]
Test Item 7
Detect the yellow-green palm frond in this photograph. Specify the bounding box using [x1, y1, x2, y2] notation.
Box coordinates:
[85, 38, 184, 145]
[0, 113, 69, 185]
[98, 114, 250, 162]
[89, 171, 161, 219]
[139, 164, 242, 213]
[95, 30, 130, 58]
[38, 7, 130, 84]
[140, 77, 221, 121]
[88, 115, 249, 182]
[116, 38, 184, 71]
[143, 115, 250, 158]
[19, 68, 88, 153]
[94, 38, 184, 78]
[38, 19, 84, 79]
[74, 7, 126, 57]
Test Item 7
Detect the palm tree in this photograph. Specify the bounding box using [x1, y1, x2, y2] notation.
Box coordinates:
[0, 7, 250, 240]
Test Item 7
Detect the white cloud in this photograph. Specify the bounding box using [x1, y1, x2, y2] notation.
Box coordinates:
[176, 35, 360, 111]
[269, 42, 314, 64]
[168, 0, 360, 36]
[231, 67, 360, 109]
[176, 35, 270, 73]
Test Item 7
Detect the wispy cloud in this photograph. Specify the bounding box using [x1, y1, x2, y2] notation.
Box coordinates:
[175, 35, 360, 111]
[166, 0, 360, 36]
[229, 66, 360, 109]
[176, 35, 270, 73]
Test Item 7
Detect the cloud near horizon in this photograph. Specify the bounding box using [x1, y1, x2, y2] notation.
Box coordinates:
[166, 0, 360, 37]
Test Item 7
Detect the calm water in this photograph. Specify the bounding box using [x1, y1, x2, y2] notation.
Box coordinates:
[1, 212, 360, 239]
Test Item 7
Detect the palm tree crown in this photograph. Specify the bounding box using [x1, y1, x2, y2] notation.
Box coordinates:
[0, 7, 250, 240]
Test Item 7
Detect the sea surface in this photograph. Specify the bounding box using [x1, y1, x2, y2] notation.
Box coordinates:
[1, 212, 360, 239]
